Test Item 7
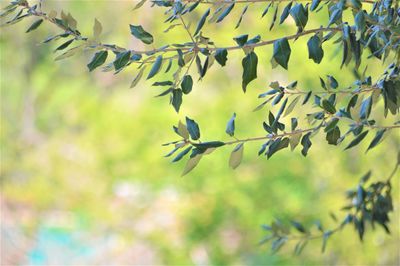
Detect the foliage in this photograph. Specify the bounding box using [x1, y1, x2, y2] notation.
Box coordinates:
[1, 0, 399, 256]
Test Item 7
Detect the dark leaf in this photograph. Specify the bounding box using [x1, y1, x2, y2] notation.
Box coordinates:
[235, 5, 249, 28]
[310, 0, 321, 11]
[87, 50, 108, 72]
[181, 75, 193, 94]
[26, 19, 43, 33]
[172, 89, 182, 112]
[322, 99, 336, 114]
[54, 39, 74, 51]
[327, 75, 338, 89]
[172, 146, 192, 162]
[267, 137, 289, 158]
[366, 129, 386, 152]
[186, 117, 200, 140]
[307, 35, 324, 63]
[130, 24, 153, 44]
[192, 141, 225, 149]
[194, 8, 210, 36]
[152, 81, 173, 87]
[273, 38, 291, 69]
[290, 3, 308, 30]
[279, 2, 293, 24]
[113, 51, 131, 71]
[242, 51, 258, 92]
[214, 48, 228, 66]
[291, 221, 306, 233]
[301, 132, 312, 156]
[326, 126, 340, 145]
[345, 130, 369, 150]
[234, 34, 248, 47]
[216, 3, 235, 23]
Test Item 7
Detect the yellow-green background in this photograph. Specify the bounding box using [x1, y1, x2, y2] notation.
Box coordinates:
[1, 1, 399, 265]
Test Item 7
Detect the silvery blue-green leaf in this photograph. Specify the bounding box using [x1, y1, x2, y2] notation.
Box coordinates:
[147, 55, 163, 79]
[226, 113, 236, 137]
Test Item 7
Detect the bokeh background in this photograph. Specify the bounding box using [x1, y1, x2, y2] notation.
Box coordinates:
[1, 1, 399, 265]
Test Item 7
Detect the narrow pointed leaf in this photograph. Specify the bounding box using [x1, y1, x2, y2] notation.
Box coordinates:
[147, 55, 163, 79]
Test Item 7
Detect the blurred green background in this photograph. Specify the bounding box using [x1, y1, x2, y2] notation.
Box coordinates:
[1, 1, 399, 265]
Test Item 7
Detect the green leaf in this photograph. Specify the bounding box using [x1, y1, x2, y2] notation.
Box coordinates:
[291, 221, 306, 233]
[214, 48, 228, 66]
[245, 35, 261, 45]
[216, 3, 235, 23]
[172, 89, 182, 113]
[307, 35, 324, 63]
[192, 141, 225, 149]
[233, 34, 248, 47]
[87, 51, 108, 72]
[273, 38, 291, 69]
[54, 39, 74, 51]
[327, 75, 338, 89]
[26, 19, 43, 33]
[186, 117, 200, 140]
[322, 99, 336, 114]
[324, 118, 339, 133]
[366, 129, 386, 152]
[172, 146, 192, 162]
[345, 130, 369, 150]
[301, 132, 312, 156]
[290, 3, 308, 30]
[279, 2, 293, 24]
[242, 51, 258, 92]
[113, 51, 131, 71]
[152, 81, 173, 87]
[147, 55, 163, 79]
[354, 11, 365, 36]
[235, 5, 249, 28]
[229, 143, 244, 169]
[267, 138, 289, 158]
[261, 2, 272, 18]
[326, 126, 340, 145]
[130, 66, 146, 88]
[193, 8, 210, 36]
[269, 6, 278, 30]
[129, 24, 153, 44]
[226, 113, 236, 137]
[177, 49, 185, 67]
[181, 75, 193, 94]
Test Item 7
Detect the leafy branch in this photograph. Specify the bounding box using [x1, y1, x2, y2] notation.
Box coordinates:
[260, 158, 399, 254]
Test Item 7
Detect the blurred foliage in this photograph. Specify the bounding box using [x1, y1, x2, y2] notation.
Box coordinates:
[1, 0, 399, 265]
